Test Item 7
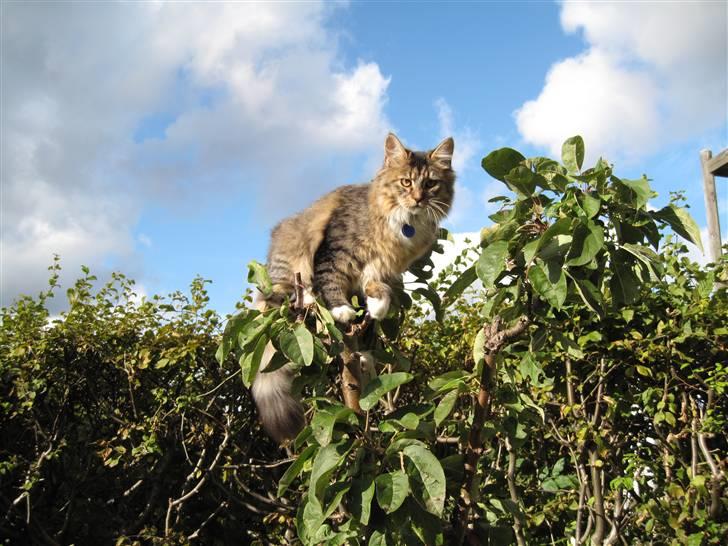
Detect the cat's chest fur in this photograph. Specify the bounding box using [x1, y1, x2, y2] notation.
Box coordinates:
[316, 184, 436, 287]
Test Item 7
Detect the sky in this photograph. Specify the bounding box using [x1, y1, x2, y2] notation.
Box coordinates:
[1, 0, 727, 314]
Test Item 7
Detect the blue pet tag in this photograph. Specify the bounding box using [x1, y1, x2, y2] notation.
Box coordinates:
[402, 223, 416, 238]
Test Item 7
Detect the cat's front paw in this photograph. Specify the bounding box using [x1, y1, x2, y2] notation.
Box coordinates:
[366, 295, 390, 320]
[331, 304, 357, 323]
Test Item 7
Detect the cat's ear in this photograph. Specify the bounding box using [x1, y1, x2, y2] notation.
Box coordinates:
[429, 137, 454, 170]
[384, 132, 410, 167]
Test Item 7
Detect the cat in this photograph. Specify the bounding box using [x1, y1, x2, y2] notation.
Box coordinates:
[251, 133, 455, 443]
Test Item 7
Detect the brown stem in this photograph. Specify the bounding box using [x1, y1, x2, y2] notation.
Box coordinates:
[566, 357, 577, 409]
[294, 272, 305, 321]
[341, 347, 363, 414]
[697, 429, 724, 520]
[454, 315, 529, 545]
[589, 449, 606, 545]
[506, 438, 526, 546]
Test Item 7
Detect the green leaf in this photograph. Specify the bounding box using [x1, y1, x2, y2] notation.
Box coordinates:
[503, 165, 541, 196]
[413, 286, 442, 322]
[482, 147, 526, 182]
[278, 445, 317, 496]
[311, 405, 357, 447]
[434, 388, 459, 426]
[566, 221, 604, 266]
[653, 204, 704, 251]
[529, 261, 567, 309]
[428, 370, 469, 393]
[309, 441, 352, 504]
[615, 176, 652, 209]
[238, 312, 276, 351]
[562, 136, 585, 173]
[442, 265, 477, 306]
[635, 365, 652, 377]
[519, 353, 544, 385]
[360, 373, 413, 411]
[368, 530, 387, 546]
[217, 311, 255, 364]
[280, 323, 314, 366]
[240, 334, 269, 388]
[473, 327, 486, 364]
[569, 275, 605, 318]
[622, 243, 663, 280]
[476, 240, 509, 287]
[247, 260, 273, 297]
[403, 445, 446, 516]
[350, 474, 376, 525]
[375, 470, 409, 514]
[577, 192, 600, 218]
[610, 250, 641, 305]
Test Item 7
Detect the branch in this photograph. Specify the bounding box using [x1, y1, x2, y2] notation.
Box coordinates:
[187, 501, 228, 541]
[340, 313, 374, 414]
[454, 315, 530, 544]
[165, 425, 231, 537]
[341, 349, 363, 414]
[589, 449, 606, 545]
[294, 272, 305, 322]
[506, 438, 526, 546]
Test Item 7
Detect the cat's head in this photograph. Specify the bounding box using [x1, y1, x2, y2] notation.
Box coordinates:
[372, 133, 455, 224]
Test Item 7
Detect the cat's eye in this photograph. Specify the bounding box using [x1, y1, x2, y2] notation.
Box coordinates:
[424, 179, 439, 189]
[400, 179, 412, 188]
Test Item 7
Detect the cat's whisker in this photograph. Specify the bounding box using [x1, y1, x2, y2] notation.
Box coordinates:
[428, 202, 447, 219]
[427, 205, 444, 224]
[430, 199, 450, 212]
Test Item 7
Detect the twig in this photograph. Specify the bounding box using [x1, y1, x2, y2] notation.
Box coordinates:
[196, 369, 241, 398]
[165, 425, 231, 536]
[226, 457, 296, 469]
[187, 501, 228, 541]
[294, 273, 305, 322]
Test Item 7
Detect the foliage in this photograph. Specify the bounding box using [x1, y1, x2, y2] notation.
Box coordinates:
[214, 136, 727, 545]
[2, 137, 726, 545]
[0, 262, 288, 544]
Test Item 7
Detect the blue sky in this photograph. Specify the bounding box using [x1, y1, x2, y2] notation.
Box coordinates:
[2, 1, 726, 314]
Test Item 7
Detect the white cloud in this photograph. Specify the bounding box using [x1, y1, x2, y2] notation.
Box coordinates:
[516, 1, 727, 162]
[435, 98, 481, 174]
[1, 2, 390, 307]
[435, 98, 484, 229]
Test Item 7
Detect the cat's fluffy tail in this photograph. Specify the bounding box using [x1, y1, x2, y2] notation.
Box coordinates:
[251, 342, 305, 444]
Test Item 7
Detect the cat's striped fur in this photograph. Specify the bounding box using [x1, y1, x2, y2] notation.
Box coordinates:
[253, 133, 455, 442]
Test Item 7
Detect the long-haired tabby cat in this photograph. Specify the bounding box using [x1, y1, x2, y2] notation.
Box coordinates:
[252, 133, 455, 442]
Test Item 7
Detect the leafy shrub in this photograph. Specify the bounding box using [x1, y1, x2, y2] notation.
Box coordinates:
[2, 137, 726, 545]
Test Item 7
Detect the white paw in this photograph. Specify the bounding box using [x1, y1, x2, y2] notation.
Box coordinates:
[331, 304, 357, 323]
[302, 288, 316, 306]
[366, 295, 390, 320]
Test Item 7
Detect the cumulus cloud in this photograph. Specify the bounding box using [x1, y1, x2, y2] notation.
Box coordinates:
[435, 98, 484, 229]
[516, 1, 727, 162]
[435, 98, 481, 174]
[1, 2, 390, 307]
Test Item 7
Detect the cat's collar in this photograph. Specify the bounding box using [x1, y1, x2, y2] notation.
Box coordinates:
[402, 223, 416, 238]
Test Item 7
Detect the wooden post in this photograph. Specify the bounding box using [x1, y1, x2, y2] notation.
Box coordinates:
[700, 149, 723, 262]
